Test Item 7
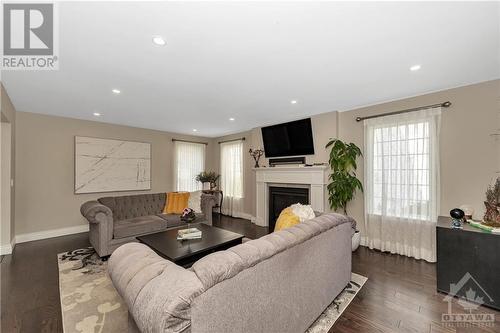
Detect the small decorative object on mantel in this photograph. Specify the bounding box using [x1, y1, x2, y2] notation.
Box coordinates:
[180, 208, 196, 223]
[195, 171, 220, 190]
[249, 148, 264, 168]
[450, 208, 465, 229]
[483, 177, 500, 227]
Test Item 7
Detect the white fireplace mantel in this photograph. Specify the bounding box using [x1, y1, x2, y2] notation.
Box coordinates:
[253, 166, 330, 227]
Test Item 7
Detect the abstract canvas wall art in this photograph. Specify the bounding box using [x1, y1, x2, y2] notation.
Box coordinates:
[75, 136, 151, 194]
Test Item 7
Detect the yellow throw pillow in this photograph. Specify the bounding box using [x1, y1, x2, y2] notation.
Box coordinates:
[164, 192, 190, 214]
[274, 207, 300, 232]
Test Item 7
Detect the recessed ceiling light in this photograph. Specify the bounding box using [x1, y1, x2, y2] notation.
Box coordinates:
[290, 100, 297, 104]
[410, 65, 421, 71]
[192, 129, 198, 132]
[93, 112, 102, 117]
[152, 35, 166, 46]
[229, 117, 235, 121]
[112, 89, 121, 94]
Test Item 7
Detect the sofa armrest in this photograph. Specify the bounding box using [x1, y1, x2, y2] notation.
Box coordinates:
[201, 194, 216, 225]
[81, 201, 114, 257]
[81, 201, 113, 224]
[108, 243, 204, 333]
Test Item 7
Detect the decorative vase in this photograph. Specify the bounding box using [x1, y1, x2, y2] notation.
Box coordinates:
[352, 230, 360, 252]
[249, 148, 264, 168]
[202, 182, 210, 191]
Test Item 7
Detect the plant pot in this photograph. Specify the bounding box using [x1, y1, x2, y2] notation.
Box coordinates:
[352, 230, 360, 252]
[202, 182, 210, 191]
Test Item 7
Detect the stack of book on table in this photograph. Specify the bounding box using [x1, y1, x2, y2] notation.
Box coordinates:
[177, 228, 202, 240]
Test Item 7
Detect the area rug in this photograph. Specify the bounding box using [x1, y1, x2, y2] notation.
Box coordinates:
[58, 248, 367, 333]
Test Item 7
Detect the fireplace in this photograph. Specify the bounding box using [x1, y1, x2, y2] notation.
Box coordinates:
[268, 186, 309, 232]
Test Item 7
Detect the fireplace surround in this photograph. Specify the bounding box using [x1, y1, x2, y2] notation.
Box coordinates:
[254, 166, 329, 227]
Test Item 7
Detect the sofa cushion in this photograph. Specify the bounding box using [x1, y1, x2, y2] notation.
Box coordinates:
[98, 193, 166, 221]
[164, 192, 190, 214]
[113, 215, 167, 239]
[188, 190, 203, 213]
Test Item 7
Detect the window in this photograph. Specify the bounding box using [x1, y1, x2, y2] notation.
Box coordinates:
[220, 140, 244, 217]
[365, 109, 440, 221]
[174, 141, 205, 192]
[363, 108, 441, 262]
[220, 141, 243, 198]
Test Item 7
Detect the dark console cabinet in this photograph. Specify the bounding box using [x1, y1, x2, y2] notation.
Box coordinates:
[436, 216, 500, 310]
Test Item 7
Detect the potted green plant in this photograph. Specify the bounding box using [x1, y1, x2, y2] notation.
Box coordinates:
[326, 139, 363, 251]
[195, 171, 220, 190]
[325, 139, 363, 215]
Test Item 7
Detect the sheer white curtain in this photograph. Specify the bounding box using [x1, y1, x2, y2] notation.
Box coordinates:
[173, 141, 205, 192]
[220, 140, 244, 217]
[363, 108, 441, 262]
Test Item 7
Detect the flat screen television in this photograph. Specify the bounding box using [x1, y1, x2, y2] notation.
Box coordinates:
[261, 118, 315, 158]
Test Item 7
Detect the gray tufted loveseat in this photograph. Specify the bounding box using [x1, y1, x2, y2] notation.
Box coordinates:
[81, 192, 216, 257]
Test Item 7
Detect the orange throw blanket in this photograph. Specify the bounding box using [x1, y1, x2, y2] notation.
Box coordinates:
[163, 192, 190, 214]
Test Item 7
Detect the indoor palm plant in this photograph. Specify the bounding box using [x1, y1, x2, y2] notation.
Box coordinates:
[325, 139, 363, 215]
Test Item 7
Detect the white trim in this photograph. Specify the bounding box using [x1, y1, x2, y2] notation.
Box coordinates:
[15, 224, 89, 244]
[0, 242, 13, 255]
[231, 212, 255, 221]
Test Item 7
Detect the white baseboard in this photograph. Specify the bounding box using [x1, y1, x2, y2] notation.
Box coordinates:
[231, 212, 256, 221]
[15, 224, 89, 244]
[0, 242, 13, 255]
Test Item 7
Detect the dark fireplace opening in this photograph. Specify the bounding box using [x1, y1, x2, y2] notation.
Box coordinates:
[269, 186, 309, 232]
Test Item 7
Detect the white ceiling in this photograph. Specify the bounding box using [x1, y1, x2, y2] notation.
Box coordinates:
[2, 1, 499, 137]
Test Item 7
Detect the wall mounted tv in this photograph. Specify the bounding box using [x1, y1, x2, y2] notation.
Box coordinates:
[261, 118, 315, 158]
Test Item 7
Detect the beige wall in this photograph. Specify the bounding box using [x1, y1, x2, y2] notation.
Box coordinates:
[214, 80, 500, 233]
[15, 112, 216, 235]
[1, 84, 16, 244]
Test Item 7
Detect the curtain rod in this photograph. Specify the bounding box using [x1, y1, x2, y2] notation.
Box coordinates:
[218, 137, 246, 144]
[172, 138, 208, 145]
[355, 101, 451, 122]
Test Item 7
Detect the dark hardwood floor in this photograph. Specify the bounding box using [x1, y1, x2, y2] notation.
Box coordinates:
[1, 215, 498, 333]
[214, 213, 269, 239]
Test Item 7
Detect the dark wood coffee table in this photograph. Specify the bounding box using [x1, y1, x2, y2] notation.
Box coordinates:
[137, 223, 244, 267]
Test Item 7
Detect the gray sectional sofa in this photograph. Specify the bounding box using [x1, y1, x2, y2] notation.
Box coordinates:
[108, 213, 355, 333]
[80, 192, 216, 257]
